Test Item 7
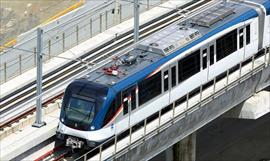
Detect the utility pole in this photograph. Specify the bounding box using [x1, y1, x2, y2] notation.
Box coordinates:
[33, 27, 46, 128]
[113, 0, 120, 25]
[134, 0, 139, 43]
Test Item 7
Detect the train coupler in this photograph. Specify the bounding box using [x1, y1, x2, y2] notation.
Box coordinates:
[66, 136, 84, 149]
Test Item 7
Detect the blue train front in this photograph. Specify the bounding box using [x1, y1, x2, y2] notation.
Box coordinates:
[57, 79, 117, 148]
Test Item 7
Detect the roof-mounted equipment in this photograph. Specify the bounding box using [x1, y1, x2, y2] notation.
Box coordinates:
[190, 4, 235, 27]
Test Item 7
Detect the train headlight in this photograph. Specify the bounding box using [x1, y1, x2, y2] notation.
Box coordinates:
[91, 126, 95, 130]
[61, 118, 64, 122]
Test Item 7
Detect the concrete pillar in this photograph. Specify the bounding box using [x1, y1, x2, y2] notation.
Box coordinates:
[113, 0, 120, 25]
[224, 90, 270, 119]
[173, 133, 196, 161]
[133, 0, 139, 43]
[164, 146, 173, 161]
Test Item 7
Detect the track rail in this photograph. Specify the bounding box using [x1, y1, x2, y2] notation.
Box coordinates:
[0, 0, 213, 129]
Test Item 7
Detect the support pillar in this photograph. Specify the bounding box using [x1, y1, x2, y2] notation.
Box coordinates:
[134, 0, 139, 43]
[33, 27, 46, 128]
[224, 90, 270, 119]
[113, 0, 120, 25]
[164, 146, 173, 161]
[173, 132, 196, 161]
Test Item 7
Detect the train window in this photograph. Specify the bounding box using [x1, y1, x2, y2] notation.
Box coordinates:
[178, 50, 200, 83]
[123, 96, 128, 115]
[131, 88, 136, 111]
[189, 87, 200, 98]
[115, 92, 122, 111]
[138, 71, 162, 106]
[161, 103, 173, 115]
[175, 96, 186, 107]
[103, 99, 116, 127]
[202, 80, 214, 91]
[122, 86, 137, 114]
[122, 89, 129, 115]
[210, 45, 214, 65]
[216, 29, 237, 61]
[202, 49, 207, 69]
[216, 71, 227, 82]
[229, 64, 240, 74]
[239, 28, 244, 48]
[246, 24, 250, 45]
[164, 70, 169, 92]
[171, 66, 176, 88]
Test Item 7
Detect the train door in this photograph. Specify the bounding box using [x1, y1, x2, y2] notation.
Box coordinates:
[201, 46, 209, 83]
[169, 63, 177, 103]
[244, 23, 253, 59]
[162, 67, 170, 93]
[202, 42, 215, 81]
[162, 67, 170, 105]
[122, 85, 137, 128]
[239, 26, 246, 60]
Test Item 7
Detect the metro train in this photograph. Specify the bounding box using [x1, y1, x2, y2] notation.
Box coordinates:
[56, 0, 270, 148]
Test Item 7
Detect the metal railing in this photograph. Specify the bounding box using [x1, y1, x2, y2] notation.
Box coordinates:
[75, 46, 270, 161]
[0, 0, 168, 84]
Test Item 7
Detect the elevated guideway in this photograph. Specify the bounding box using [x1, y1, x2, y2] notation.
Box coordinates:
[1, 1, 269, 160]
[154, 89, 270, 161]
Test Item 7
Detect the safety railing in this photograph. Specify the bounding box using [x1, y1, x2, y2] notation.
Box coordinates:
[0, 0, 168, 84]
[75, 46, 270, 161]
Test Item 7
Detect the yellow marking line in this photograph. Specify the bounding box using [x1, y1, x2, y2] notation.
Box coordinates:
[0, 39, 17, 51]
[42, 0, 84, 25]
[0, 0, 84, 52]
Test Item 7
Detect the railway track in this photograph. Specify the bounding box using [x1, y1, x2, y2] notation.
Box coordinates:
[0, 0, 213, 130]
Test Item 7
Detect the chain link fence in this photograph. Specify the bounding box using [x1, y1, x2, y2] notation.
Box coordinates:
[0, 0, 167, 84]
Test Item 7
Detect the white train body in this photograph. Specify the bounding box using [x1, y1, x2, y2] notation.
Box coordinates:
[57, 0, 270, 148]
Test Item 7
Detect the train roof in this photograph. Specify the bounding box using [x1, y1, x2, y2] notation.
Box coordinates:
[83, 0, 269, 88]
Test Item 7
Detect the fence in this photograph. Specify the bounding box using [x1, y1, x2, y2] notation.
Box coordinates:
[75, 46, 270, 161]
[0, 0, 168, 84]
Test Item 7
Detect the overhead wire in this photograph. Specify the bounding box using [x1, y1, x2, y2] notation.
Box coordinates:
[1, 0, 186, 68]
[3, 46, 93, 68]
[119, 0, 189, 13]
[43, 31, 83, 62]
[40, 0, 186, 62]
[44, 0, 184, 34]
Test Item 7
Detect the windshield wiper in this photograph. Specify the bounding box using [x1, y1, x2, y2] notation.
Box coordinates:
[77, 109, 94, 125]
[69, 107, 86, 116]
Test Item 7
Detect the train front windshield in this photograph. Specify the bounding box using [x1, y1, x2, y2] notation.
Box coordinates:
[60, 80, 108, 131]
[65, 94, 95, 126]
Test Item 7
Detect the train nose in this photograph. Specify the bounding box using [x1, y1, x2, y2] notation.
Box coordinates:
[56, 124, 63, 139]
